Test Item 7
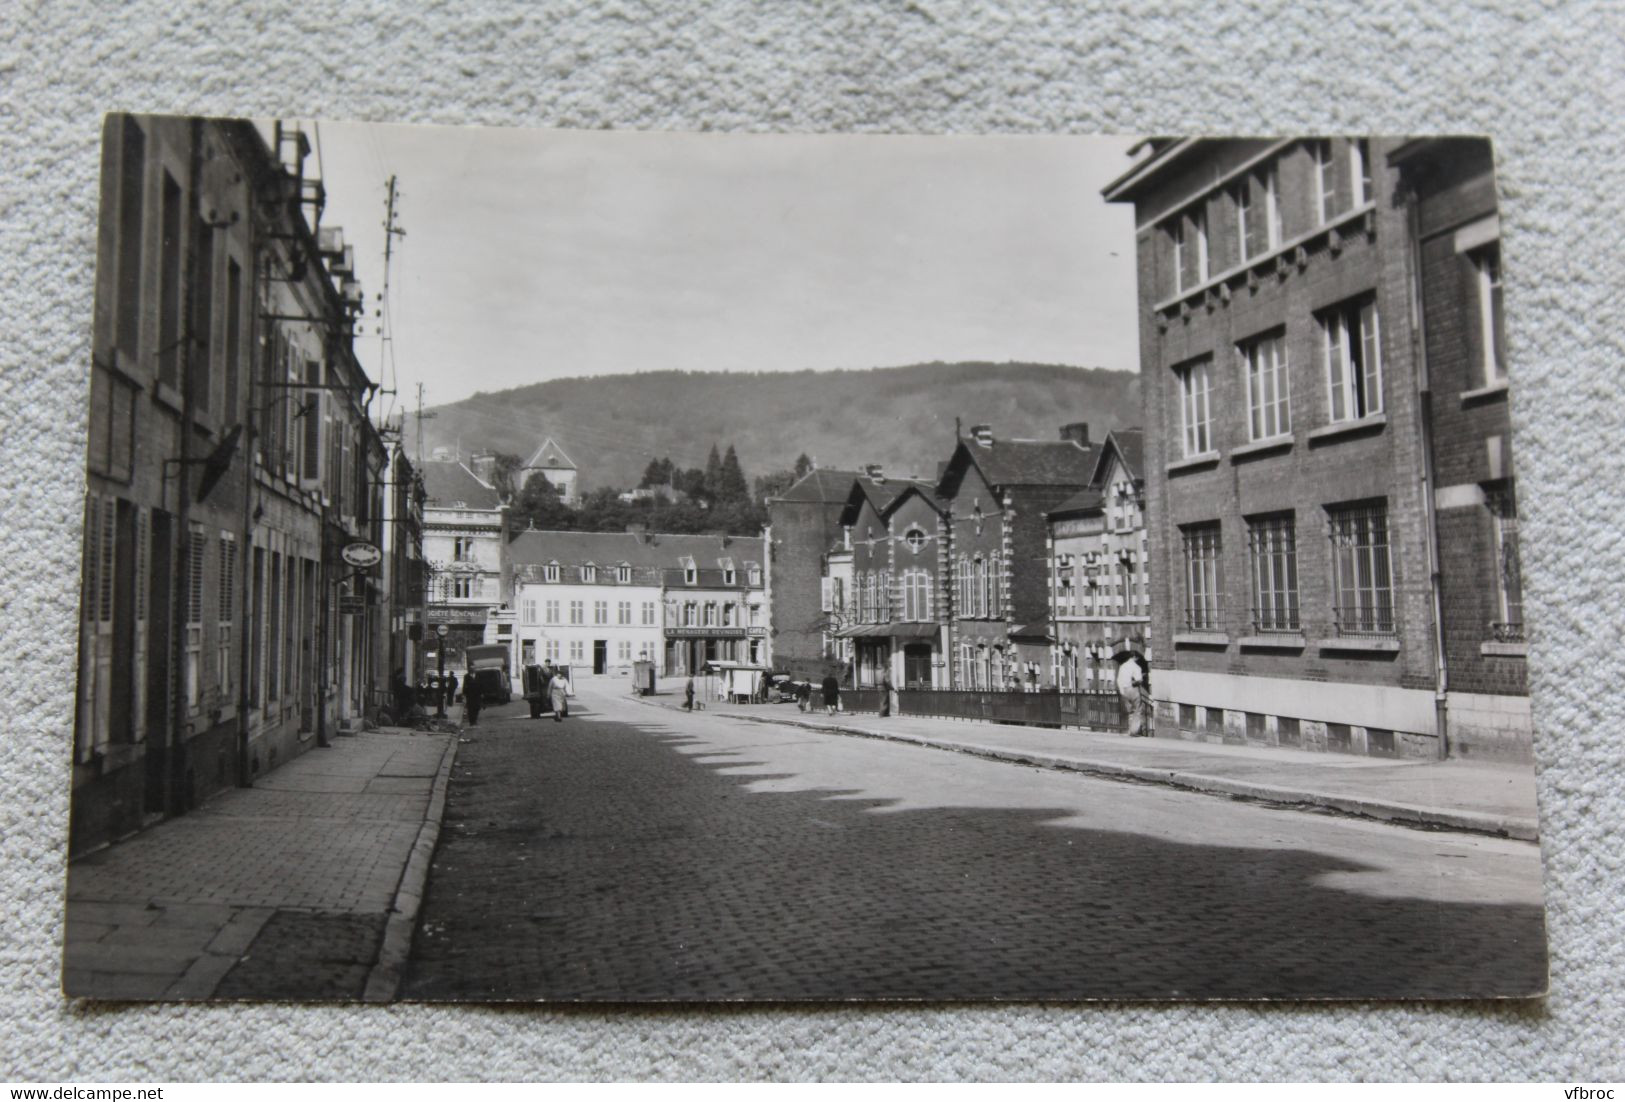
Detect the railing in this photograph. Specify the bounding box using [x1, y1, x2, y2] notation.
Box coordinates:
[838, 688, 1126, 732]
[1489, 621, 1525, 643]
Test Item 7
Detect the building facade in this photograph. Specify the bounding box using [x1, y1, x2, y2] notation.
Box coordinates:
[74, 116, 391, 853]
[765, 467, 861, 680]
[420, 460, 508, 668]
[1047, 429, 1151, 691]
[936, 424, 1096, 690]
[1105, 135, 1527, 760]
[521, 436, 579, 503]
[507, 530, 767, 679]
[1390, 137, 1530, 759]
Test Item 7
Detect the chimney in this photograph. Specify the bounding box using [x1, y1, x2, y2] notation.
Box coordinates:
[1059, 422, 1090, 447]
[863, 463, 886, 484]
[969, 424, 994, 448]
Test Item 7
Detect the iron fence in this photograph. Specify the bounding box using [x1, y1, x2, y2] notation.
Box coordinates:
[838, 688, 1126, 732]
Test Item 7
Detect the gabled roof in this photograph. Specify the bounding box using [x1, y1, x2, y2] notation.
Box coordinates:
[771, 467, 862, 505]
[879, 480, 947, 521]
[523, 436, 576, 471]
[420, 460, 503, 511]
[1089, 428, 1144, 486]
[1047, 488, 1106, 518]
[937, 436, 1095, 498]
[507, 529, 765, 572]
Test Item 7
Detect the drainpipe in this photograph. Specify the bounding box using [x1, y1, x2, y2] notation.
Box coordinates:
[235, 154, 261, 788]
[1406, 187, 1452, 760]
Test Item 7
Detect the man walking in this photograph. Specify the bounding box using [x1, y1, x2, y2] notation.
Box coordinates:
[463, 671, 484, 727]
[821, 671, 840, 716]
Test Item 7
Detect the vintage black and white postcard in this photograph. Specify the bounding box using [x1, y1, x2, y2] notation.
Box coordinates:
[65, 117, 1545, 1001]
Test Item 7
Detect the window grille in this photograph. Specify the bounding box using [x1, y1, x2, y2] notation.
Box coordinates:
[1328, 503, 1395, 636]
[1247, 515, 1299, 632]
[1181, 523, 1222, 631]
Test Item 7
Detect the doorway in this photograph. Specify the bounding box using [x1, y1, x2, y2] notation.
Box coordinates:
[593, 639, 607, 675]
[903, 644, 932, 689]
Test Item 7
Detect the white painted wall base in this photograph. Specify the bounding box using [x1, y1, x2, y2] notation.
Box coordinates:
[1158, 668, 1439, 736]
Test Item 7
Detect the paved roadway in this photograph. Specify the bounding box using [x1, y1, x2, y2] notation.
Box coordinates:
[401, 683, 1547, 1002]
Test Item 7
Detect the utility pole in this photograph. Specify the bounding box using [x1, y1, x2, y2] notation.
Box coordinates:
[414, 381, 436, 466]
[378, 175, 405, 405]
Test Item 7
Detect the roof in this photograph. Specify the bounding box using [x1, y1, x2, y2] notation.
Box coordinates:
[838, 476, 939, 527]
[1010, 620, 1054, 642]
[834, 622, 940, 639]
[879, 479, 946, 520]
[937, 437, 1095, 497]
[420, 460, 503, 511]
[1089, 428, 1145, 485]
[523, 436, 576, 471]
[507, 529, 764, 571]
[1047, 488, 1106, 518]
[771, 467, 861, 505]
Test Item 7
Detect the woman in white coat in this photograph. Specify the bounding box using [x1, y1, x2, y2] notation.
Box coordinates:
[548, 671, 570, 722]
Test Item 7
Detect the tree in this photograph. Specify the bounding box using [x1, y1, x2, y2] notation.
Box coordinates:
[719, 444, 749, 504]
[640, 456, 675, 489]
[487, 452, 526, 500]
[794, 453, 813, 479]
[703, 444, 723, 501]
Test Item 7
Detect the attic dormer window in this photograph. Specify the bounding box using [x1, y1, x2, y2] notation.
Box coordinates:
[544, 561, 560, 583]
[617, 563, 631, 584]
[582, 563, 597, 583]
[721, 558, 736, 585]
[747, 564, 761, 586]
[682, 557, 697, 585]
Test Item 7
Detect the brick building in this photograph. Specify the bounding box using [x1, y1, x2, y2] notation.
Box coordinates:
[1046, 429, 1150, 691]
[74, 116, 396, 853]
[832, 469, 946, 688]
[1390, 137, 1529, 758]
[936, 424, 1096, 689]
[765, 467, 861, 679]
[1105, 136, 1529, 759]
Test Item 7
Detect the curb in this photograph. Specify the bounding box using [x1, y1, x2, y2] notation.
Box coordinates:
[630, 696, 1538, 841]
[362, 731, 459, 1002]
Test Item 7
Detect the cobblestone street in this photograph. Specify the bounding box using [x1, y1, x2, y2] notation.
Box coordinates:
[402, 684, 1547, 1002]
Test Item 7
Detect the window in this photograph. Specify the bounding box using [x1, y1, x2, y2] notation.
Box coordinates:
[1181, 523, 1222, 632]
[1472, 244, 1507, 384]
[224, 259, 242, 418]
[902, 568, 932, 622]
[188, 219, 213, 414]
[453, 575, 475, 600]
[684, 602, 696, 627]
[722, 603, 735, 627]
[218, 533, 235, 695]
[1177, 358, 1214, 456]
[704, 602, 717, 627]
[748, 564, 761, 585]
[616, 564, 631, 584]
[1234, 164, 1280, 262]
[522, 597, 538, 624]
[721, 559, 736, 585]
[1328, 502, 1394, 636]
[545, 639, 560, 662]
[545, 599, 559, 624]
[544, 561, 560, 583]
[1172, 205, 1209, 292]
[617, 641, 632, 662]
[569, 600, 584, 624]
[1241, 331, 1290, 440]
[617, 600, 632, 625]
[682, 557, 697, 585]
[1351, 139, 1372, 207]
[1488, 486, 1523, 641]
[1322, 298, 1382, 421]
[593, 600, 607, 624]
[1247, 515, 1299, 632]
[452, 536, 474, 562]
[985, 555, 999, 617]
[570, 640, 584, 662]
[1314, 140, 1338, 225]
[266, 551, 282, 702]
[642, 600, 656, 626]
[582, 564, 596, 584]
[905, 528, 926, 553]
[157, 173, 183, 390]
[114, 118, 145, 360]
[183, 525, 207, 710]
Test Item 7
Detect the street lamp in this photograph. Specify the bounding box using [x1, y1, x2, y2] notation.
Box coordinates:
[435, 622, 448, 717]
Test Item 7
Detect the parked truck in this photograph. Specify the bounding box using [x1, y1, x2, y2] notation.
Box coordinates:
[463, 643, 513, 704]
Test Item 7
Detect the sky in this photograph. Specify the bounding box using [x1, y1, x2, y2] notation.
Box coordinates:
[307, 122, 1144, 422]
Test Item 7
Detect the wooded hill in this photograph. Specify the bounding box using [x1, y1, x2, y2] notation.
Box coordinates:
[413, 361, 1141, 491]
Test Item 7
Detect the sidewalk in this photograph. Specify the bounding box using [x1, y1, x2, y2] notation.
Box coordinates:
[636, 695, 1540, 840]
[63, 727, 456, 1001]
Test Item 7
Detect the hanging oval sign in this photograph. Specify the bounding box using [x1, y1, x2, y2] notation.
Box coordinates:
[341, 541, 383, 569]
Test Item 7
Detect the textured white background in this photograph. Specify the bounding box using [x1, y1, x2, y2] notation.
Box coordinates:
[2, 0, 1621, 1082]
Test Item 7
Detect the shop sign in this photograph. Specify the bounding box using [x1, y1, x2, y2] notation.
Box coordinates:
[341, 541, 383, 568]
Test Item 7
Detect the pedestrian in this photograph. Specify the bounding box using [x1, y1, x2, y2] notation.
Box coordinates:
[391, 671, 412, 723]
[821, 671, 840, 716]
[444, 670, 459, 708]
[879, 672, 894, 717]
[796, 680, 811, 713]
[548, 667, 570, 722]
[684, 675, 695, 711]
[463, 671, 484, 727]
